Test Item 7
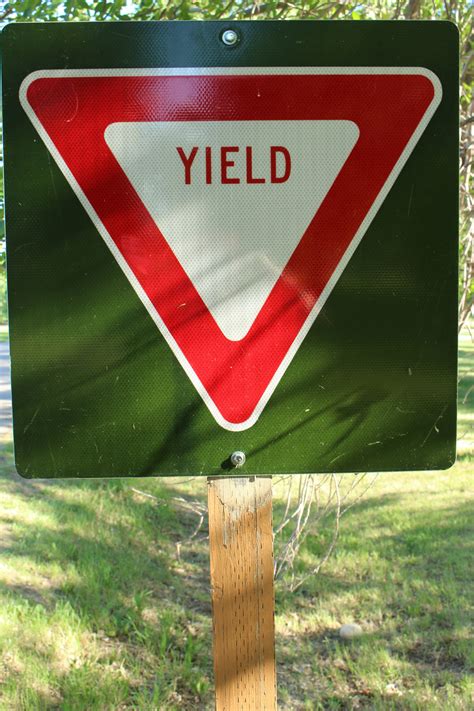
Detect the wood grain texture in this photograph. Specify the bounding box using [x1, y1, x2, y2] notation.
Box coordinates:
[208, 476, 276, 710]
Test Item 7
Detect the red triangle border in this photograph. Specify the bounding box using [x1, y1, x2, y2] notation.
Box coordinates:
[20, 67, 442, 431]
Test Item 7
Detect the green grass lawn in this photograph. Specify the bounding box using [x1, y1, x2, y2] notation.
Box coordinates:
[0, 332, 472, 709]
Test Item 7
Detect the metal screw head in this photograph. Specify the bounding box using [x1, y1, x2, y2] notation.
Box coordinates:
[230, 450, 246, 468]
[221, 29, 239, 47]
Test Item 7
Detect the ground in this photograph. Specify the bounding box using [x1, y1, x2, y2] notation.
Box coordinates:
[0, 327, 472, 710]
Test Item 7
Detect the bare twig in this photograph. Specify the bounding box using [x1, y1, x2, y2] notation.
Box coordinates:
[273, 472, 378, 589]
[130, 487, 206, 541]
[291, 474, 342, 591]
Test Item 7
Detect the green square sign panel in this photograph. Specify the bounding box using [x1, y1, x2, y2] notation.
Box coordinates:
[2, 21, 458, 478]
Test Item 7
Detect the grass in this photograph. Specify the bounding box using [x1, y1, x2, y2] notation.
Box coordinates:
[0, 329, 472, 709]
[274, 463, 474, 709]
[0, 471, 213, 709]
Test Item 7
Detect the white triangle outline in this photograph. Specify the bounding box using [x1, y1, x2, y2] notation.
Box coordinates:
[20, 67, 442, 432]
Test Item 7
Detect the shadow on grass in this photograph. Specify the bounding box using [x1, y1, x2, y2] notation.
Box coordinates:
[0, 460, 214, 708]
[0, 447, 472, 708]
[273, 490, 474, 707]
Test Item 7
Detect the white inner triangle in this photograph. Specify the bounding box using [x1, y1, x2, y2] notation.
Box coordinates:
[105, 120, 359, 341]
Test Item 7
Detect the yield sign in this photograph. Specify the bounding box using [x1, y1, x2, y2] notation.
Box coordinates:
[20, 68, 441, 431]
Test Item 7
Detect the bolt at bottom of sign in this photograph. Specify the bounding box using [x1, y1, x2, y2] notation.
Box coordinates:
[230, 451, 246, 468]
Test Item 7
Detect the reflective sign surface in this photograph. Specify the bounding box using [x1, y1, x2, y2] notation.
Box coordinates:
[3, 21, 458, 477]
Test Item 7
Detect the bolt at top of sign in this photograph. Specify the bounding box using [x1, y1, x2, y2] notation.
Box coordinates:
[221, 29, 239, 46]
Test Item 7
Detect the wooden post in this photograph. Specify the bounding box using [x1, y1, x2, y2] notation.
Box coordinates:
[208, 476, 277, 710]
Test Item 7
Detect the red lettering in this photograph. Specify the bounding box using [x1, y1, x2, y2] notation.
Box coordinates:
[177, 145, 292, 185]
[270, 146, 291, 184]
[205, 146, 212, 185]
[221, 146, 240, 184]
[177, 146, 198, 184]
[246, 146, 266, 184]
